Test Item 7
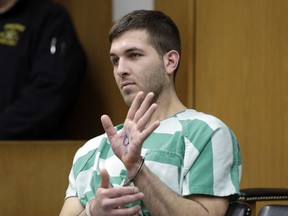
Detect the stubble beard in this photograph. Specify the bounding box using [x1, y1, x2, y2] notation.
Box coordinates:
[122, 61, 167, 107]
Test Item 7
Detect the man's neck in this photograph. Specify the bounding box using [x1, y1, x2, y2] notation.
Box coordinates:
[0, 0, 18, 14]
[150, 90, 187, 125]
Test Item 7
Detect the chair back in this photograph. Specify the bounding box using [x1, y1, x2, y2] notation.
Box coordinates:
[258, 205, 288, 216]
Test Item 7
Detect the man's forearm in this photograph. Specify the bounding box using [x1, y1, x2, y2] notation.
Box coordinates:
[133, 165, 209, 216]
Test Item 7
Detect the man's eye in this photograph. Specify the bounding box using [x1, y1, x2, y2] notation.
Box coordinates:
[130, 53, 141, 59]
[111, 58, 119, 65]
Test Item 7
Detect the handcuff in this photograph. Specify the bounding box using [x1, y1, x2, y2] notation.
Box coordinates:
[123, 156, 145, 187]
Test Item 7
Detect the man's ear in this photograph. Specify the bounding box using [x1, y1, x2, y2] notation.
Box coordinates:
[163, 50, 180, 75]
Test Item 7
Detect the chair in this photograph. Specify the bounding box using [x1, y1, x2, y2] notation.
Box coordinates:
[226, 188, 288, 216]
[239, 188, 288, 216]
[258, 205, 288, 216]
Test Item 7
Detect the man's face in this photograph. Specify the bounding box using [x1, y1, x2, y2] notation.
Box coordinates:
[109, 30, 167, 106]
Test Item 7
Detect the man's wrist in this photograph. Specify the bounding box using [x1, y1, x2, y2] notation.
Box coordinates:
[123, 156, 145, 186]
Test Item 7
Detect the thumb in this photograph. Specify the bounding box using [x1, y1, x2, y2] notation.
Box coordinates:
[101, 115, 116, 139]
[100, 168, 110, 188]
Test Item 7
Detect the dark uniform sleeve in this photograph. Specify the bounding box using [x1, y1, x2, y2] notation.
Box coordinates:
[0, 3, 87, 139]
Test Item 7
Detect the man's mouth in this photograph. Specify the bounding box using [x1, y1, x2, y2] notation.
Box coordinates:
[121, 81, 134, 89]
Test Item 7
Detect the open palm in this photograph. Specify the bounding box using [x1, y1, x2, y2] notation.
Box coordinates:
[101, 92, 160, 172]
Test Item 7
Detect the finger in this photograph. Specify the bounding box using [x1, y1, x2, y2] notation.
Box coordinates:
[137, 102, 158, 131]
[100, 168, 110, 188]
[107, 186, 142, 198]
[112, 205, 142, 215]
[101, 115, 117, 139]
[126, 91, 145, 120]
[141, 120, 160, 139]
[133, 92, 155, 123]
[104, 189, 144, 209]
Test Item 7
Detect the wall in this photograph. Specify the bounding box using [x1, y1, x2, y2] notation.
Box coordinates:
[194, 0, 288, 189]
[0, 141, 84, 216]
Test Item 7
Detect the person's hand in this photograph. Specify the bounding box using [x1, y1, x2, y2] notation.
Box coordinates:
[89, 168, 144, 216]
[101, 91, 160, 173]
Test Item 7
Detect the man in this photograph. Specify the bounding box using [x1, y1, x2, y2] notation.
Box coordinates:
[60, 10, 241, 216]
[0, 0, 86, 139]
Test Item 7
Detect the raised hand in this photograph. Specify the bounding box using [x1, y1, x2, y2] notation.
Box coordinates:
[101, 91, 160, 172]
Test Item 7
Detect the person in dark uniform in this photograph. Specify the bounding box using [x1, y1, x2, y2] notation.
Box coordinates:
[0, 0, 86, 139]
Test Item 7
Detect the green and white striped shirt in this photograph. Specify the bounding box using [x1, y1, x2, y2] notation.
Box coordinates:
[65, 109, 242, 214]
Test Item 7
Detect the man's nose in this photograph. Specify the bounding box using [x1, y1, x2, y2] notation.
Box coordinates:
[116, 58, 130, 76]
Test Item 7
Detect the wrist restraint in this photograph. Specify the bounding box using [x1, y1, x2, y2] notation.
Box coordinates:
[85, 200, 92, 216]
[123, 156, 145, 186]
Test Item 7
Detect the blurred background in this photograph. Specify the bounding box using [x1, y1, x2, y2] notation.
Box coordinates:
[0, 0, 287, 215]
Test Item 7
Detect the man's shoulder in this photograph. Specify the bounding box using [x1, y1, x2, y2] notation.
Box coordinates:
[175, 109, 228, 131]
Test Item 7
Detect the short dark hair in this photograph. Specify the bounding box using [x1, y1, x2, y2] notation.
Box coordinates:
[109, 10, 181, 58]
